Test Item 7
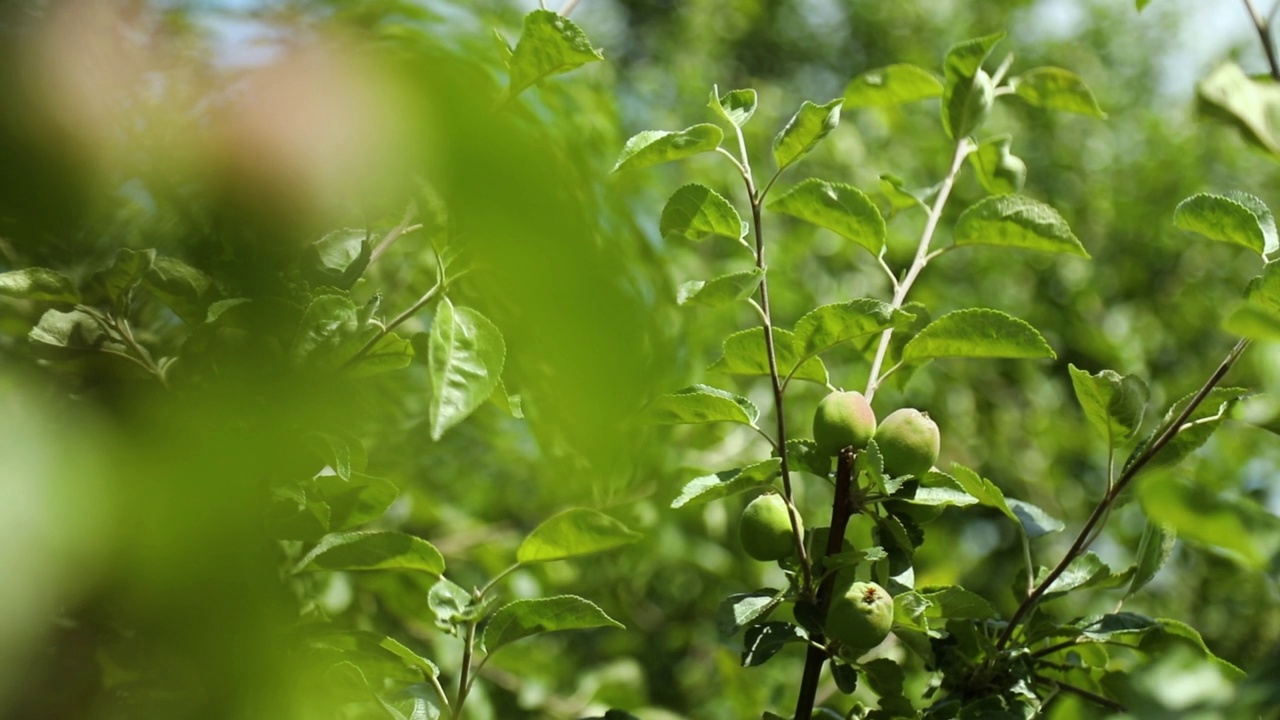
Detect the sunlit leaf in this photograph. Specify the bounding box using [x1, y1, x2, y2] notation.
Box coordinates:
[677, 269, 763, 307]
[1139, 473, 1280, 569]
[1174, 192, 1274, 256]
[791, 299, 907, 359]
[709, 87, 758, 127]
[709, 327, 829, 385]
[517, 508, 641, 564]
[903, 308, 1055, 362]
[507, 10, 603, 99]
[612, 125, 724, 173]
[967, 135, 1026, 195]
[844, 64, 942, 108]
[428, 299, 505, 441]
[671, 459, 781, 509]
[0, 267, 80, 304]
[1068, 364, 1150, 445]
[767, 178, 885, 256]
[772, 99, 842, 172]
[295, 531, 445, 576]
[953, 195, 1089, 257]
[639, 384, 759, 426]
[483, 595, 623, 655]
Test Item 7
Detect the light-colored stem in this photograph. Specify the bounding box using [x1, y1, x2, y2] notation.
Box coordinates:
[864, 138, 971, 402]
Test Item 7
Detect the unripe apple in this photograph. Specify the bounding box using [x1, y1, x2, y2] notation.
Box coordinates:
[875, 408, 940, 477]
[739, 493, 799, 562]
[825, 581, 894, 653]
[812, 390, 876, 457]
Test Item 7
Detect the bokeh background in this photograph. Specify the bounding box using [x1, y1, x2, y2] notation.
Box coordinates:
[1, 1, 1278, 718]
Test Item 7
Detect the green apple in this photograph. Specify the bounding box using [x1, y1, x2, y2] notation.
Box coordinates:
[739, 493, 798, 562]
[825, 581, 894, 653]
[812, 390, 876, 457]
[875, 408, 940, 477]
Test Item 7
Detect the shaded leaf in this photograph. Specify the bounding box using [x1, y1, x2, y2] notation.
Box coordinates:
[659, 184, 745, 243]
[951, 464, 1016, 523]
[290, 294, 362, 369]
[921, 586, 997, 620]
[306, 228, 371, 290]
[517, 508, 641, 564]
[142, 256, 212, 325]
[1128, 522, 1176, 597]
[1011, 67, 1106, 117]
[844, 64, 942, 107]
[1196, 62, 1280, 158]
[767, 178, 885, 256]
[953, 194, 1088, 257]
[968, 135, 1027, 195]
[903, 309, 1055, 362]
[28, 308, 118, 359]
[1123, 387, 1247, 474]
[88, 248, 155, 305]
[941, 33, 1004, 139]
[483, 595, 622, 655]
[1068, 364, 1150, 446]
[1139, 473, 1280, 570]
[741, 622, 803, 667]
[612, 125, 724, 173]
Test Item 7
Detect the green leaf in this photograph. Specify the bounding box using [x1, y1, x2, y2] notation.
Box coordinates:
[1011, 67, 1106, 118]
[772, 98, 842, 172]
[967, 135, 1027, 195]
[506, 10, 603, 98]
[347, 332, 415, 378]
[1006, 498, 1064, 538]
[941, 32, 1004, 138]
[902, 308, 1055, 362]
[314, 473, 401, 532]
[792, 299, 911, 359]
[950, 464, 1016, 523]
[741, 621, 803, 667]
[659, 184, 745, 243]
[1139, 473, 1280, 569]
[709, 327, 830, 385]
[1225, 261, 1280, 339]
[1123, 387, 1247, 474]
[1196, 63, 1280, 158]
[677, 269, 763, 307]
[639, 384, 759, 426]
[0, 267, 80, 303]
[709, 87, 758, 127]
[1173, 192, 1274, 256]
[142, 256, 212, 325]
[920, 586, 997, 620]
[483, 595, 623, 655]
[612, 125, 724, 173]
[28, 308, 119, 359]
[716, 589, 783, 637]
[1128, 522, 1176, 598]
[295, 531, 445, 576]
[290, 294, 362, 369]
[1068, 364, 1150, 446]
[88, 248, 155, 306]
[1079, 612, 1159, 640]
[953, 194, 1089, 257]
[903, 470, 978, 508]
[844, 64, 943, 108]
[516, 508, 641, 564]
[378, 636, 440, 679]
[671, 458, 782, 509]
[767, 178, 885, 256]
[1040, 552, 1115, 598]
[879, 174, 930, 215]
[428, 299, 506, 441]
[428, 577, 491, 634]
[305, 228, 371, 290]
[1140, 618, 1246, 680]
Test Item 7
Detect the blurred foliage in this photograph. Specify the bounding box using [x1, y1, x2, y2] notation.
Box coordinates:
[0, 0, 1278, 719]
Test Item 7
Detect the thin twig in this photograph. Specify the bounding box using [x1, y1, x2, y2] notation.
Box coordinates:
[369, 202, 420, 265]
[1033, 675, 1126, 713]
[865, 139, 971, 402]
[559, 0, 581, 17]
[1243, 0, 1280, 81]
[996, 338, 1250, 650]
